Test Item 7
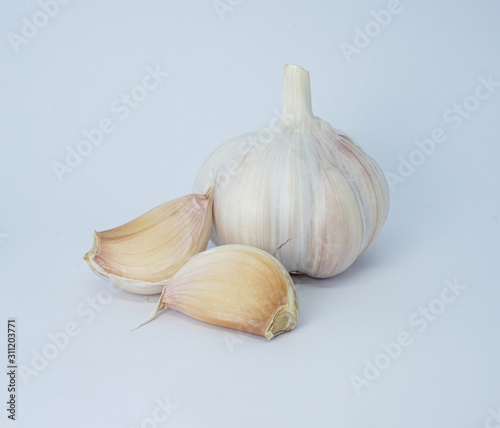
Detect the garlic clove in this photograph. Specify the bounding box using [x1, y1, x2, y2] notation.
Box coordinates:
[137, 244, 299, 340]
[84, 187, 213, 295]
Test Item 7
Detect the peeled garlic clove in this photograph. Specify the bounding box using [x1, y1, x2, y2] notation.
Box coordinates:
[84, 187, 213, 294]
[138, 244, 299, 340]
[193, 64, 389, 278]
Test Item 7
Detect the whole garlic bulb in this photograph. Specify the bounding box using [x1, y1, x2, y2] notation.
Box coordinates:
[194, 64, 389, 278]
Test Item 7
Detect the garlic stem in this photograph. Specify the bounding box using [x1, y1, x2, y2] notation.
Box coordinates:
[281, 64, 315, 127]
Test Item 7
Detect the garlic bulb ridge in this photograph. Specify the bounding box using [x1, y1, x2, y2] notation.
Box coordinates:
[194, 64, 389, 278]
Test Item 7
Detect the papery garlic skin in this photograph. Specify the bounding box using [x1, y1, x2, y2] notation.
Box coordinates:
[84, 187, 213, 294]
[193, 65, 389, 278]
[139, 244, 299, 340]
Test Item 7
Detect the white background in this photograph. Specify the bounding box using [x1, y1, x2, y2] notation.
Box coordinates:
[1, 1, 500, 427]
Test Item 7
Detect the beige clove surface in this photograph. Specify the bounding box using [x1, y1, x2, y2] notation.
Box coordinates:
[84, 186, 213, 294]
[137, 244, 299, 340]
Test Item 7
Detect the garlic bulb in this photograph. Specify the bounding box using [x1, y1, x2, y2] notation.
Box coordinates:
[193, 64, 389, 278]
[84, 187, 213, 294]
[138, 244, 299, 340]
